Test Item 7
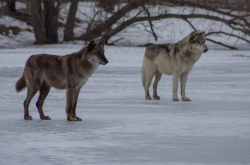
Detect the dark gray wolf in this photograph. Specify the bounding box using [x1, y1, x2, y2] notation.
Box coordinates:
[142, 31, 208, 101]
[16, 40, 108, 121]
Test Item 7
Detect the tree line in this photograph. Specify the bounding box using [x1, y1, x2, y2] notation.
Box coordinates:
[1, 0, 250, 49]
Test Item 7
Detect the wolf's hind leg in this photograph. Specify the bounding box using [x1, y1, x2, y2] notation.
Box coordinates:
[153, 70, 162, 100]
[144, 70, 155, 100]
[24, 84, 39, 120]
[36, 82, 51, 120]
[142, 57, 156, 100]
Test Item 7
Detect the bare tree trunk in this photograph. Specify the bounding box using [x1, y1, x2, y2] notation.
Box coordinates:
[64, 0, 79, 41]
[246, 0, 250, 11]
[44, 0, 61, 43]
[26, 0, 31, 15]
[7, 0, 15, 12]
[30, 0, 48, 44]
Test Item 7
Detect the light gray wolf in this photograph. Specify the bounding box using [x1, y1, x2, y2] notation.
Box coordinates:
[16, 40, 108, 121]
[142, 31, 208, 101]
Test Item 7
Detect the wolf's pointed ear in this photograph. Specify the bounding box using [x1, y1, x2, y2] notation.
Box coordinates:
[198, 31, 206, 37]
[189, 31, 198, 41]
[196, 30, 205, 35]
[98, 39, 105, 47]
[86, 40, 96, 52]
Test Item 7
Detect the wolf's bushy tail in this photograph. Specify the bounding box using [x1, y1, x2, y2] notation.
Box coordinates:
[16, 75, 26, 92]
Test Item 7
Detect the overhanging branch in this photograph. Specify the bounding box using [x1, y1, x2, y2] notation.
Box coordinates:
[142, 5, 158, 41]
[206, 31, 250, 44]
[206, 38, 238, 50]
[183, 18, 197, 31]
[102, 13, 249, 42]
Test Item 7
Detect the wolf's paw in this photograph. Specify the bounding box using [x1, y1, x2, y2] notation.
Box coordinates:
[145, 96, 152, 100]
[182, 97, 191, 101]
[67, 116, 77, 121]
[67, 116, 81, 121]
[172, 97, 179, 101]
[41, 116, 51, 120]
[24, 116, 33, 120]
[153, 95, 160, 100]
[75, 116, 82, 121]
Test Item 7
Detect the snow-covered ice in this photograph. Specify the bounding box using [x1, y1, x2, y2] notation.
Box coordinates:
[0, 45, 250, 165]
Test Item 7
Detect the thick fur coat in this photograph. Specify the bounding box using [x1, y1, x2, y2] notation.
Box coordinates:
[16, 40, 108, 121]
[142, 31, 208, 101]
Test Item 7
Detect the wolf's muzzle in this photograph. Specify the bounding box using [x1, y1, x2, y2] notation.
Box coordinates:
[100, 58, 109, 65]
[104, 60, 109, 65]
[204, 48, 208, 53]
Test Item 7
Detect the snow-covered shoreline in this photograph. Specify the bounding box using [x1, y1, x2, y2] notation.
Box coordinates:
[1, 1, 249, 50]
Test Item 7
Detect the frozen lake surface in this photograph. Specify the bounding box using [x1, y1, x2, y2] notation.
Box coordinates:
[0, 45, 250, 165]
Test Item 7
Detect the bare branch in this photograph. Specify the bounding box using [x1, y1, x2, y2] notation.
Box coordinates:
[183, 18, 197, 31]
[206, 31, 250, 44]
[142, 5, 157, 41]
[87, 10, 102, 33]
[165, 1, 250, 28]
[206, 38, 238, 50]
[107, 37, 125, 45]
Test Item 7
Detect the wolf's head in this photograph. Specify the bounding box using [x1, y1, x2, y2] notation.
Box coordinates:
[187, 31, 208, 53]
[85, 40, 109, 65]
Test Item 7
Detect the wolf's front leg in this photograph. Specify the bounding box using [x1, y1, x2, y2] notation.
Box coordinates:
[66, 87, 78, 121]
[72, 88, 82, 121]
[172, 73, 179, 101]
[180, 72, 191, 101]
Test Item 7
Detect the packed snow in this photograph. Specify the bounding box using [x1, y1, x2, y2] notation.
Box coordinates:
[0, 45, 250, 165]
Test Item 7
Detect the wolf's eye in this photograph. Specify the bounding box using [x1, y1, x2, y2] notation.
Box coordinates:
[95, 53, 101, 57]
